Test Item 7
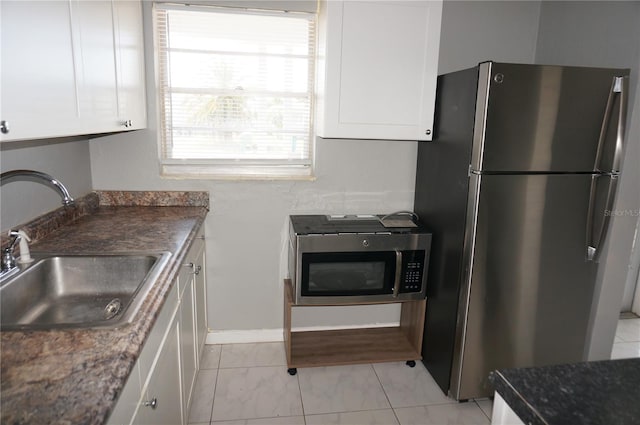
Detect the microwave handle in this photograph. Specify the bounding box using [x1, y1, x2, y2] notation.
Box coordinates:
[393, 250, 402, 297]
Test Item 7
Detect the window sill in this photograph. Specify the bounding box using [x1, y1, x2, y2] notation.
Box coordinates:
[160, 163, 316, 181]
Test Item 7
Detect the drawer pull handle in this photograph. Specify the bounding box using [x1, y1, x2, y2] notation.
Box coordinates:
[183, 262, 202, 275]
[144, 397, 157, 409]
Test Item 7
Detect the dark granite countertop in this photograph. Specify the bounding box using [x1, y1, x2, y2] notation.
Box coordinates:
[490, 358, 640, 425]
[0, 191, 209, 425]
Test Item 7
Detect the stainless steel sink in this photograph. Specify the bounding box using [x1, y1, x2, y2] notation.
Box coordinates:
[0, 252, 171, 330]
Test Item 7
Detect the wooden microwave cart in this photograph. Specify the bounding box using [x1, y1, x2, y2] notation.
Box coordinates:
[283, 279, 426, 375]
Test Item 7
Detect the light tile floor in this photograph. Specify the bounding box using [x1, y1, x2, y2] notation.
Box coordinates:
[188, 318, 640, 425]
[188, 341, 489, 425]
[611, 317, 640, 359]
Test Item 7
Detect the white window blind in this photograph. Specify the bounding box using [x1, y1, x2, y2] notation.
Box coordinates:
[154, 3, 316, 178]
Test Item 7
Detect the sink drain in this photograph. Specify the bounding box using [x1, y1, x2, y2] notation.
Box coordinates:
[104, 299, 122, 320]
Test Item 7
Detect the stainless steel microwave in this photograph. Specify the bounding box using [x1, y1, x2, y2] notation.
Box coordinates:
[288, 215, 431, 305]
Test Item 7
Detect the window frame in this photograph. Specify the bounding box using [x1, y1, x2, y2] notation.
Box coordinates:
[153, 2, 317, 180]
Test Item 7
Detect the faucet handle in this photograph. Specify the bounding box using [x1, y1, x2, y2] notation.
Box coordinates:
[7, 230, 21, 249]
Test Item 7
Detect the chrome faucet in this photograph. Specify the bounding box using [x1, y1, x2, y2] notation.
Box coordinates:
[1, 231, 21, 273]
[0, 169, 74, 206]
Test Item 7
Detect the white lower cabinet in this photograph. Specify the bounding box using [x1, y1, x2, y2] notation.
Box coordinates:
[177, 228, 206, 420]
[194, 249, 208, 358]
[107, 230, 207, 425]
[178, 266, 197, 423]
[138, 320, 183, 425]
[491, 392, 525, 425]
[107, 283, 181, 425]
[106, 361, 141, 425]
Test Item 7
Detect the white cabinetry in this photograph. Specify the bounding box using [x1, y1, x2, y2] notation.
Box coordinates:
[107, 230, 207, 425]
[194, 243, 208, 357]
[177, 229, 206, 421]
[491, 392, 525, 425]
[112, 0, 147, 131]
[178, 266, 197, 421]
[107, 283, 182, 425]
[315, 0, 442, 141]
[70, 0, 119, 133]
[139, 320, 183, 425]
[0, 1, 79, 141]
[0, 0, 146, 142]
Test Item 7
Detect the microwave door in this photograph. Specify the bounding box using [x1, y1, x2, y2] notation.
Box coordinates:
[302, 252, 397, 298]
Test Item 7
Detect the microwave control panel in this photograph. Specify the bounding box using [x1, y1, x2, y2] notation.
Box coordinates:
[400, 250, 426, 292]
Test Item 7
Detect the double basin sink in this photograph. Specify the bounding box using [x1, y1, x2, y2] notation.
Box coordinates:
[0, 252, 171, 330]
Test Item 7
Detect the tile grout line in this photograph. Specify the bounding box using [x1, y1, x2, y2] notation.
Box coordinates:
[473, 399, 492, 422]
[371, 363, 402, 425]
[207, 346, 222, 424]
[295, 368, 307, 425]
[200, 343, 305, 423]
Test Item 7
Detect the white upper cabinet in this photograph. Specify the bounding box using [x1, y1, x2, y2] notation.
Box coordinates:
[0, 0, 146, 142]
[113, 0, 147, 131]
[0, 1, 80, 141]
[70, 0, 120, 133]
[315, 0, 442, 141]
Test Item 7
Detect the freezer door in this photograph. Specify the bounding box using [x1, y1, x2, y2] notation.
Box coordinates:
[472, 62, 629, 173]
[451, 173, 598, 400]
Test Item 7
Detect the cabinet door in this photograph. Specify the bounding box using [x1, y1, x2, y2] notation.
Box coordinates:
[139, 319, 183, 425]
[113, 0, 147, 130]
[316, 0, 442, 141]
[0, 1, 79, 141]
[194, 247, 208, 357]
[69, 0, 120, 134]
[106, 364, 141, 425]
[179, 271, 197, 421]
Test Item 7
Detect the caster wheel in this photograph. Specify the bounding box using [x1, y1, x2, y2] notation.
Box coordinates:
[287, 368, 297, 376]
[406, 360, 416, 368]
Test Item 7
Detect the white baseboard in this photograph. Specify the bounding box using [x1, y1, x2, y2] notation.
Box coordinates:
[206, 329, 284, 345]
[205, 322, 399, 345]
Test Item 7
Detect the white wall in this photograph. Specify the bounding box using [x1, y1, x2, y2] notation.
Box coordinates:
[438, 0, 541, 74]
[534, 1, 640, 360]
[0, 138, 93, 231]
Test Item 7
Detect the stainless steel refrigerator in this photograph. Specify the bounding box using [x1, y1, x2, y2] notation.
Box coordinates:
[414, 61, 629, 400]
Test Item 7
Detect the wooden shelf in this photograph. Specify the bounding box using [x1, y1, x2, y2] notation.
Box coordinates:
[284, 279, 426, 370]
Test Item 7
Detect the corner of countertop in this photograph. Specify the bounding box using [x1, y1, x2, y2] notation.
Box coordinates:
[0, 192, 100, 250]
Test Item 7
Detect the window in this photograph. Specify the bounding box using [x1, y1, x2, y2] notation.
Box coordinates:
[154, 3, 316, 179]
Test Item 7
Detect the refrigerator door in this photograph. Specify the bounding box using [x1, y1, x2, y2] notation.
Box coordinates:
[471, 62, 629, 173]
[451, 173, 598, 400]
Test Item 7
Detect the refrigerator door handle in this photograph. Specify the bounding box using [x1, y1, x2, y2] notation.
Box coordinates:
[586, 76, 626, 262]
[593, 76, 627, 173]
[586, 174, 618, 262]
[611, 77, 627, 173]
